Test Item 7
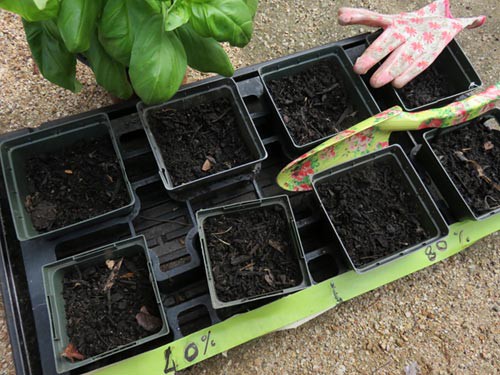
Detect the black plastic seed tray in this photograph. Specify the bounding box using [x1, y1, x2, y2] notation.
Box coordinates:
[0, 32, 475, 375]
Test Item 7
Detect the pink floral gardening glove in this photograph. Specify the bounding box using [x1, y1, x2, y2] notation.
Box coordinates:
[338, 0, 486, 88]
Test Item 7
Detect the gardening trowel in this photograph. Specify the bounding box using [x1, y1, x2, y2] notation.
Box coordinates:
[277, 83, 500, 191]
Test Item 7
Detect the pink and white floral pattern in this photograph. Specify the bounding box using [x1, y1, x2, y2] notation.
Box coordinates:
[338, 0, 486, 89]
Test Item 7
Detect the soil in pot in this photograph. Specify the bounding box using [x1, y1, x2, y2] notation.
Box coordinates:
[204, 206, 302, 302]
[148, 97, 254, 186]
[316, 157, 432, 268]
[396, 64, 455, 109]
[62, 253, 161, 359]
[266, 60, 360, 146]
[431, 118, 499, 215]
[24, 136, 129, 233]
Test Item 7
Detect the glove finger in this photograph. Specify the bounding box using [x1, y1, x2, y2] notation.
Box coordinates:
[392, 60, 432, 89]
[391, 44, 447, 89]
[369, 42, 416, 88]
[409, 0, 450, 18]
[458, 15, 486, 29]
[434, 0, 452, 17]
[354, 28, 403, 75]
[338, 7, 393, 28]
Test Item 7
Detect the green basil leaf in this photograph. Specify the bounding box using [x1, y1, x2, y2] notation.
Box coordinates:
[189, 0, 253, 47]
[57, 0, 102, 53]
[144, 0, 162, 13]
[99, 0, 156, 66]
[85, 31, 133, 99]
[129, 14, 187, 104]
[244, 0, 258, 18]
[164, 0, 190, 32]
[176, 24, 233, 76]
[23, 19, 82, 92]
[32, 0, 49, 9]
[0, 0, 59, 21]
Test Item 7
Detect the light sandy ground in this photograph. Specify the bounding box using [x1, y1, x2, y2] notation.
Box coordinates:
[0, 1, 499, 374]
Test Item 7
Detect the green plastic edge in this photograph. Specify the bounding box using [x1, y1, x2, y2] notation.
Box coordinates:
[90, 216, 499, 375]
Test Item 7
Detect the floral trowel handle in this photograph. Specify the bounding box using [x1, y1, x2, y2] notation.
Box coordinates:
[277, 83, 500, 192]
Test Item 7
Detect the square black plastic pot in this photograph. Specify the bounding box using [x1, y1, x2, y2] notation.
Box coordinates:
[259, 45, 379, 157]
[42, 236, 169, 373]
[416, 109, 499, 220]
[138, 78, 267, 200]
[196, 195, 312, 309]
[312, 145, 448, 273]
[363, 31, 482, 112]
[0, 114, 135, 242]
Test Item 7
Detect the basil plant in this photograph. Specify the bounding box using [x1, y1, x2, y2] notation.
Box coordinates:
[0, 0, 258, 104]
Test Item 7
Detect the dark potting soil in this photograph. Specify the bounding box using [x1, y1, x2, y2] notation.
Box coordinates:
[266, 59, 360, 146]
[62, 253, 161, 358]
[148, 97, 254, 186]
[396, 64, 455, 109]
[24, 136, 129, 232]
[431, 118, 500, 215]
[316, 157, 433, 268]
[204, 206, 302, 302]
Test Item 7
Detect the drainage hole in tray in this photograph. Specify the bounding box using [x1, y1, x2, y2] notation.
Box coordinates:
[119, 129, 150, 153]
[140, 232, 192, 271]
[159, 253, 192, 273]
[289, 192, 315, 221]
[252, 112, 275, 140]
[298, 218, 336, 254]
[243, 94, 265, 115]
[308, 252, 339, 283]
[163, 280, 209, 308]
[124, 152, 158, 182]
[178, 305, 212, 336]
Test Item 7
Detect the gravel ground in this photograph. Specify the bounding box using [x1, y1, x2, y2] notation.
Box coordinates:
[0, 1, 499, 374]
